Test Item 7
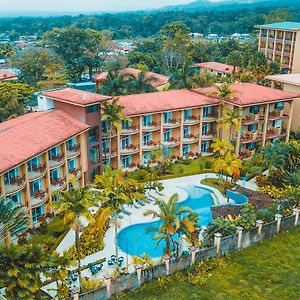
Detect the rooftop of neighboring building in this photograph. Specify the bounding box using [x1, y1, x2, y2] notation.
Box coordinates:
[94, 68, 170, 88]
[195, 62, 239, 75]
[266, 73, 300, 87]
[195, 83, 299, 106]
[0, 69, 17, 81]
[256, 22, 300, 31]
[118, 89, 219, 116]
[0, 110, 89, 175]
[40, 88, 111, 107]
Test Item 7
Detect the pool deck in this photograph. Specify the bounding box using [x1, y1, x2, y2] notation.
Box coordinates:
[43, 173, 258, 296]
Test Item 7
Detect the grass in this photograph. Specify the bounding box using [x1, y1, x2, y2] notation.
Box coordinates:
[201, 177, 228, 197]
[114, 227, 300, 300]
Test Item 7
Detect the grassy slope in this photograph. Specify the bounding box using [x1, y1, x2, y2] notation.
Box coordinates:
[116, 227, 300, 300]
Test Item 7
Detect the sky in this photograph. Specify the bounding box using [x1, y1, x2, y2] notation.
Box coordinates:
[1, 0, 199, 14]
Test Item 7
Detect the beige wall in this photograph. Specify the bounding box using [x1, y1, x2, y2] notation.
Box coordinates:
[292, 33, 300, 73]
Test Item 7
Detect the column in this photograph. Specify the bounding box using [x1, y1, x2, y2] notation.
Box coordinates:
[24, 163, 33, 227]
[214, 232, 222, 256]
[103, 275, 112, 298]
[0, 175, 4, 195]
[272, 30, 277, 60]
[134, 264, 143, 287]
[179, 110, 184, 157]
[198, 107, 203, 154]
[63, 142, 69, 189]
[160, 112, 164, 143]
[289, 32, 295, 70]
[262, 104, 269, 146]
[163, 255, 171, 275]
[293, 208, 299, 227]
[45, 152, 52, 203]
[235, 107, 242, 156]
[256, 220, 264, 238]
[280, 31, 286, 64]
[236, 226, 243, 250]
[139, 116, 143, 165]
[265, 29, 269, 56]
[189, 245, 197, 265]
[275, 214, 282, 234]
[285, 100, 294, 142]
[258, 28, 262, 50]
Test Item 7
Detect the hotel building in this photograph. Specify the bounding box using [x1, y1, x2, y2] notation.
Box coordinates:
[256, 22, 300, 72]
[0, 83, 298, 225]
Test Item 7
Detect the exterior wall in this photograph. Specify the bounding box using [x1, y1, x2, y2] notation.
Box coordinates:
[0, 132, 88, 226]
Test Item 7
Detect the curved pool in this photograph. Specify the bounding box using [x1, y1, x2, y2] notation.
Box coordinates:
[117, 185, 214, 258]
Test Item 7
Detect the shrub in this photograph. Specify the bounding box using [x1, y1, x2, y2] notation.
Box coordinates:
[81, 278, 104, 292]
[255, 174, 268, 187]
[258, 185, 285, 199]
[236, 204, 256, 230]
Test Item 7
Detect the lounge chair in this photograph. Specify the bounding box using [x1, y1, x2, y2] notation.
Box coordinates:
[137, 199, 145, 206]
[121, 205, 131, 215]
[133, 201, 140, 209]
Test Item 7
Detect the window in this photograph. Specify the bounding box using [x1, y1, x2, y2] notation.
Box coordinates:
[28, 156, 41, 172]
[89, 146, 100, 165]
[4, 168, 19, 184]
[66, 137, 76, 150]
[184, 109, 192, 120]
[163, 112, 172, 124]
[8, 192, 22, 204]
[248, 124, 258, 132]
[50, 169, 60, 182]
[68, 159, 76, 171]
[32, 204, 45, 223]
[88, 127, 99, 144]
[121, 136, 130, 150]
[101, 121, 108, 133]
[122, 120, 130, 130]
[121, 156, 131, 169]
[86, 104, 100, 113]
[249, 105, 260, 114]
[202, 123, 208, 135]
[274, 102, 284, 110]
[142, 133, 152, 145]
[142, 115, 152, 127]
[142, 152, 151, 165]
[30, 179, 42, 197]
[201, 141, 208, 153]
[203, 107, 210, 118]
[183, 145, 190, 156]
[273, 119, 282, 128]
[49, 146, 59, 159]
[183, 126, 191, 138]
[246, 142, 256, 151]
[102, 140, 109, 153]
[163, 129, 172, 142]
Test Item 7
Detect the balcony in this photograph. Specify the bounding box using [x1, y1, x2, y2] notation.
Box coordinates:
[102, 130, 117, 139]
[240, 133, 257, 144]
[163, 119, 180, 129]
[69, 168, 82, 180]
[142, 141, 160, 151]
[201, 148, 214, 156]
[120, 144, 140, 155]
[142, 121, 160, 132]
[49, 154, 65, 169]
[28, 164, 47, 181]
[121, 163, 138, 172]
[31, 190, 49, 208]
[266, 129, 286, 139]
[103, 149, 118, 159]
[121, 125, 139, 135]
[4, 176, 26, 196]
[201, 131, 216, 141]
[67, 144, 81, 158]
[203, 113, 218, 122]
[50, 178, 67, 193]
[268, 112, 289, 121]
[162, 137, 180, 148]
[183, 116, 200, 125]
[242, 115, 260, 125]
[182, 134, 199, 144]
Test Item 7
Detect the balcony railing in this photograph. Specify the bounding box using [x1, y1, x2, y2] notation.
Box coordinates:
[50, 178, 67, 192]
[183, 115, 200, 125]
[266, 129, 286, 139]
[201, 148, 214, 156]
[31, 190, 49, 208]
[28, 164, 47, 181]
[203, 112, 218, 121]
[182, 134, 199, 144]
[142, 121, 160, 132]
[201, 131, 216, 140]
[142, 141, 160, 151]
[103, 149, 118, 159]
[49, 154, 65, 169]
[163, 119, 180, 128]
[4, 176, 26, 195]
[102, 130, 117, 138]
[162, 137, 180, 147]
[69, 168, 82, 180]
[120, 144, 140, 155]
[121, 163, 138, 172]
[242, 115, 260, 125]
[67, 144, 81, 158]
[121, 125, 139, 135]
[240, 133, 256, 144]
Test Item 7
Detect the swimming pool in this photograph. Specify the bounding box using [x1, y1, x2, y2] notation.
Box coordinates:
[117, 185, 215, 258]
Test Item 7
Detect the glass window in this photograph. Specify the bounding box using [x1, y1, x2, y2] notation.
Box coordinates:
[89, 146, 100, 165]
[122, 120, 130, 130]
[183, 126, 191, 138]
[86, 104, 100, 113]
[32, 204, 45, 223]
[273, 119, 282, 128]
[202, 107, 210, 118]
[30, 179, 42, 197]
[163, 129, 172, 142]
[143, 133, 152, 145]
[66, 137, 76, 150]
[249, 105, 260, 114]
[248, 124, 258, 132]
[121, 156, 131, 169]
[8, 192, 22, 204]
[274, 102, 284, 110]
[88, 127, 99, 144]
[142, 152, 151, 165]
[49, 146, 59, 159]
[68, 159, 76, 171]
[163, 112, 172, 123]
[50, 169, 60, 182]
[28, 156, 41, 172]
[183, 145, 190, 156]
[202, 123, 208, 135]
[142, 115, 152, 127]
[184, 109, 192, 120]
[201, 141, 208, 153]
[102, 140, 109, 153]
[4, 168, 19, 184]
[121, 136, 130, 150]
[246, 142, 256, 151]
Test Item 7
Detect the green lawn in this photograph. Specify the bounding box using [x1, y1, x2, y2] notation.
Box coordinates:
[201, 177, 229, 196]
[115, 227, 300, 300]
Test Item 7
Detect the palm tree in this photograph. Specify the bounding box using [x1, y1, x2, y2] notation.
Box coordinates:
[144, 194, 198, 256]
[211, 137, 234, 157]
[101, 98, 129, 167]
[218, 108, 245, 142]
[0, 195, 29, 244]
[94, 168, 145, 262]
[127, 71, 158, 94]
[213, 152, 242, 180]
[208, 83, 237, 139]
[50, 177, 98, 292]
[97, 71, 130, 96]
[0, 44, 16, 58]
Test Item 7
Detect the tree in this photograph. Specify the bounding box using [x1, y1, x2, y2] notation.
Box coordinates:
[0, 44, 15, 58]
[11, 47, 63, 87]
[127, 71, 157, 94]
[97, 71, 130, 96]
[0, 243, 53, 299]
[0, 195, 29, 244]
[218, 108, 244, 142]
[94, 168, 145, 264]
[50, 177, 97, 292]
[101, 98, 128, 165]
[213, 152, 242, 179]
[226, 50, 243, 74]
[211, 138, 234, 157]
[264, 8, 292, 24]
[144, 193, 198, 256]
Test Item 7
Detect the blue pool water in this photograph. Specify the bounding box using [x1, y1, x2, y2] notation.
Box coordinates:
[117, 186, 214, 258]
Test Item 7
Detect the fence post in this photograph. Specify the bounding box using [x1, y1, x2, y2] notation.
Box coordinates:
[293, 208, 299, 227]
[188, 245, 197, 265]
[256, 220, 264, 238]
[275, 214, 282, 233]
[163, 255, 171, 275]
[214, 233, 222, 256]
[236, 226, 243, 250]
[134, 264, 143, 287]
[103, 275, 112, 298]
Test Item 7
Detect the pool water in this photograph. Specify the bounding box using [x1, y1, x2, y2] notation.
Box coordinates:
[117, 186, 214, 258]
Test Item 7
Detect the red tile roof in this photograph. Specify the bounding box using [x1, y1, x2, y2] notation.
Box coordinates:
[0, 69, 17, 81]
[94, 68, 169, 88]
[195, 62, 239, 75]
[118, 89, 219, 116]
[195, 83, 300, 106]
[41, 88, 111, 107]
[0, 110, 89, 174]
